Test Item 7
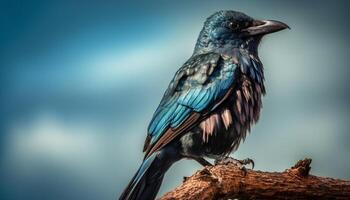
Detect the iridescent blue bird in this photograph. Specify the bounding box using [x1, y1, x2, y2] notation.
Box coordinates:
[120, 10, 289, 200]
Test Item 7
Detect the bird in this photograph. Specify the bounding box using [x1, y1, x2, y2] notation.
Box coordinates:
[119, 10, 289, 200]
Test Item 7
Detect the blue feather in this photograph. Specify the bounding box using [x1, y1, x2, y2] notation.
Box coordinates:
[241, 55, 251, 67]
[194, 87, 212, 111]
[192, 89, 208, 108]
[250, 67, 256, 80]
[130, 152, 157, 188]
[171, 106, 190, 128]
[187, 88, 202, 105]
[147, 53, 238, 148]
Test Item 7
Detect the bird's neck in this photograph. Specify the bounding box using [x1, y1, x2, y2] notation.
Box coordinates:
[193, 35, 261, 57]
[193, 38, 240, 56]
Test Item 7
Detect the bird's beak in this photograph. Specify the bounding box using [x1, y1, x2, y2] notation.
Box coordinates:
[241, 20, 290, 37]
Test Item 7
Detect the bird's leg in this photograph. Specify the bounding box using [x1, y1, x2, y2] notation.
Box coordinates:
[194, 157, 213, 167]
[214, 157, 254, 175]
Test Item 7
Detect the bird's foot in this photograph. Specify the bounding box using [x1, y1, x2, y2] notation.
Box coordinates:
[214, 157, 254, 175]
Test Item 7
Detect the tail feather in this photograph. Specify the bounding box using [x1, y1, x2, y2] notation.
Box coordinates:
[119, 153, 158, 200]
[120, 144, 181, 200]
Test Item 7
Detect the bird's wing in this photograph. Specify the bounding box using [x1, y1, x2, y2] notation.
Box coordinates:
[143, 52, 238, 158]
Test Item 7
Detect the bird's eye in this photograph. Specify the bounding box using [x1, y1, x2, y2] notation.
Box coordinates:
[228, 22, 239, 30]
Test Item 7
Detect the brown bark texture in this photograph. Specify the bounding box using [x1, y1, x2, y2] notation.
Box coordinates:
[159, 158, 350, 200]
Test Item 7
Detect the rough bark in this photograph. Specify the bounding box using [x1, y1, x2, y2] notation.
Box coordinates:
[159, 158, 350, 200]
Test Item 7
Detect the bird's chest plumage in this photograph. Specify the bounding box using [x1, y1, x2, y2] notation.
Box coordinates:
[196, 52, 265, 158]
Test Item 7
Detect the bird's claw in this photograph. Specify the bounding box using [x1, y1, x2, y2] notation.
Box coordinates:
[240, 158, 255, 169]
[215, 157, 254, 176]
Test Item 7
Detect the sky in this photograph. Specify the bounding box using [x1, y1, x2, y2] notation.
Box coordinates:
[1, 0, 350, 199]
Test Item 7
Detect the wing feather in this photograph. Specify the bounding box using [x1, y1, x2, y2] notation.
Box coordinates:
[144, 52, 238, 158]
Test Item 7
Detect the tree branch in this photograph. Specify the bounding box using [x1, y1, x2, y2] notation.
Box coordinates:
[159, 158, 350, 200]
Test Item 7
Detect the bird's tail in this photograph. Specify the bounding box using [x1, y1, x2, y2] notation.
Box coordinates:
[119, 153, 166, 200]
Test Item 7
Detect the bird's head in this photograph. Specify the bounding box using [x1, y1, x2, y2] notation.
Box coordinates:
[194, 10, 289, 55]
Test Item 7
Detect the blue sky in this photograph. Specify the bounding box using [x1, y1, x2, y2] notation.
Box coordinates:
[1, 0, 350, 199]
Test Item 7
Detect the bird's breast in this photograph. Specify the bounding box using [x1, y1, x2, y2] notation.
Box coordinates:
[198, 76, 264, 157]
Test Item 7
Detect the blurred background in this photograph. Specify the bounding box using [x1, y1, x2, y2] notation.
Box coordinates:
[1, 0, 350, 199]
